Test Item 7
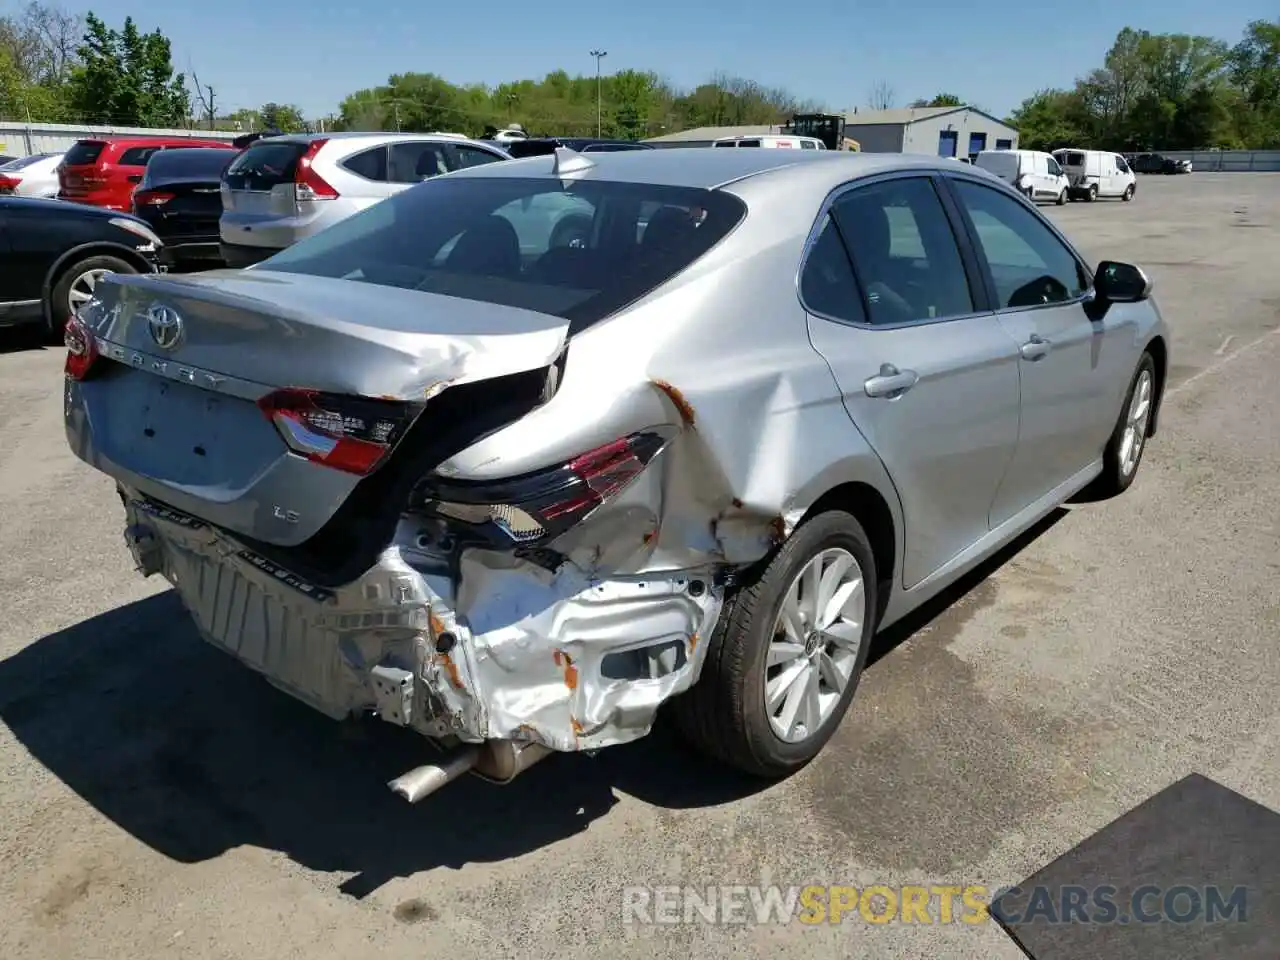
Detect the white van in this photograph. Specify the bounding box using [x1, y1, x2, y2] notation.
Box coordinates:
[974, 149, 1070, 204]
[712, 135, 827, 150]
[1051, 148, 1136, 201]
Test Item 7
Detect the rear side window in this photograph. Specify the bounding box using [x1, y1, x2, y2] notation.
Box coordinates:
[144, 148, 235, 185]
[800, 215, 867, 324]
[256, 176, 747, 334]
[119, 145, 167, 167]
[713, 141, 737, 148]
[737, 139, 762, 148]
[387, 141, 450, 183]
[63, 140, 105, 166]
[224, 141, 309, 190]
[830, 177, 974, 325]
[342, 146, 388, 181]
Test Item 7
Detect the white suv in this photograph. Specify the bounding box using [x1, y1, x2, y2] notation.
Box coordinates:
[219, 132, 511, 267]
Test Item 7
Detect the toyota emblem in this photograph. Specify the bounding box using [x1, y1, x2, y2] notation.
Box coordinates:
[147, 304, 184, 350]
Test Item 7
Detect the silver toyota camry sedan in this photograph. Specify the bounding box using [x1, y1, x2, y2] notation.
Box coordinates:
[63, 146, 1169, 800]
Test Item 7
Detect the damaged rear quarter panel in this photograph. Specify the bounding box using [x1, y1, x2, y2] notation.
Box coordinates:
[416, 186, 905, 750]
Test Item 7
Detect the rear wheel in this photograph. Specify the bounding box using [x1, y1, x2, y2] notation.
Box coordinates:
[673, 510, 878, 778]
[47, 254, 136, 340]
[1086, 183, 1099, 202]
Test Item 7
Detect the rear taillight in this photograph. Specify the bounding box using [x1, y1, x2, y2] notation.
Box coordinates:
[294, 139, 338, 202]
[64, 316, 101, 381]
[0, 175, 20, 191]
[413, 430, 672, 546]
[133, 189, 174, 207]
[258, 388, 419, 476]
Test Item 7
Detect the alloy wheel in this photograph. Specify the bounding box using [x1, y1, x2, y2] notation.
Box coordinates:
[764, 547, 868, 743]
[1119, 369, 1153, 477]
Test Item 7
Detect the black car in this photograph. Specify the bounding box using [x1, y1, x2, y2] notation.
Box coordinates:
[132, 146, 239, 271]
[502, 137, 655, 158]
[0, 196, 162, 338]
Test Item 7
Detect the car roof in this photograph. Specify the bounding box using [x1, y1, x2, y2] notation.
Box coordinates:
[257, 131, 502, 148]
[448, 146, 974, 191]
[0, 195, 118, 215]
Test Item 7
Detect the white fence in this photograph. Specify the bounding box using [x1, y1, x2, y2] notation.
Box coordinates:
[1153, 149, 1280, 172]
[0, 121, 241, 157]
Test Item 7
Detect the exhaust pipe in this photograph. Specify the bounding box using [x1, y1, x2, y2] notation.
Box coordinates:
[388, 739, 554, 803]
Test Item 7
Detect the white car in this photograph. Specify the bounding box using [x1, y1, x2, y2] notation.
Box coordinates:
[974, 149, 1070, 205]
[218, 132, 511, 268]
[713, 135, 827, 150]
[0, 152, 65, 198]
[1052, 148, 1137, 202]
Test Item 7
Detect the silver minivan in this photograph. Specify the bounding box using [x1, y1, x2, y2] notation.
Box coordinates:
[219, 132, 511, 267]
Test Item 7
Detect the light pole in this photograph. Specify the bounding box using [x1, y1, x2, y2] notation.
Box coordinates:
[590, 49, 607, 137]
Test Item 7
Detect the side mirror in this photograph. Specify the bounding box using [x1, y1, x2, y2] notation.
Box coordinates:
[1094, 260, 1152, 303]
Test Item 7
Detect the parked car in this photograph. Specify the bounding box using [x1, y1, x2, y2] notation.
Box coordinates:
[57, 136, 230, 212]
[1051, 148, 1137, 201]
[713, 134, 827, 149]
[0, 154, 16, 165]
[132, 146, 239, 271]
[0, 195, 161, 336]
[504, 137, 655, 157]
[1132, 153, 1191, 175]
[64, 149, 1169, 798]
[218, 132, 512, 267]
[0, 152, 66, 198]
[974, 149, 1070, 204]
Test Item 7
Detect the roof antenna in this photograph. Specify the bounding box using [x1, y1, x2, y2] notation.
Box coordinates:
[551, 145, 594, 179]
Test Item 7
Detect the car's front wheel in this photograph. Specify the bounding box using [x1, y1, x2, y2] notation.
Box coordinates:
[673, 510, 878, 778]
[1057, 188, 1068, 205]
[48, 254, 136, 339]
[1122, 184, 1135, 201]
[1091, 351, 1157, 498]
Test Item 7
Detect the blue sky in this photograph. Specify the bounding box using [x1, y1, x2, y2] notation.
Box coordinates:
[67, 0, 1273, 121]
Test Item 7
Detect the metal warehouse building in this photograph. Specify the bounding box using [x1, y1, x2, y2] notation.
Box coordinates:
[842, 105, 1018, 158]
[643, 105, 1018, 159]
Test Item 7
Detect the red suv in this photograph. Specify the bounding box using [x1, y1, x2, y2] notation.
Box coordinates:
[58, 136, 230, 211]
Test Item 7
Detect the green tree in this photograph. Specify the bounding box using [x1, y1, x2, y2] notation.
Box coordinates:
[259, 101, 306, 131]
[908, 93, 963, 107]
[66, 12, 189, 126]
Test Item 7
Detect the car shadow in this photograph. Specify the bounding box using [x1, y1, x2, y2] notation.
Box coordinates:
[0, 325, 49, 355]
[0, 508, 1068, 897]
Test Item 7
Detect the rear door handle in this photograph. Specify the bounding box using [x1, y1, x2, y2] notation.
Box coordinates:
[1020, 334, 1052, 361]
[863, 363, 919, 399]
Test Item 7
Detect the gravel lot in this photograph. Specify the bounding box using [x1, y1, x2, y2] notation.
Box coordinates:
[2, 173, 1278, 960]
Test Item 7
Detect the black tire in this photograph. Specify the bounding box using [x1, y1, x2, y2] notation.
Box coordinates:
[1122, 184, 1135, 202]
[1056, 188, 1068, 206]
[1091, 352, 1157, 498]
[1086, 184, 1099, 202]
[673, 510, 878, 778]
[47, 254, 136, 340]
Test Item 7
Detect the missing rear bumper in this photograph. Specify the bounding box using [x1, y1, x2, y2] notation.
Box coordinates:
[120, 493, 723, 762]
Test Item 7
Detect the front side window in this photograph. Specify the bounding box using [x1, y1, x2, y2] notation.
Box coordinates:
[1115, 155, 1130, 173]
[1046, 157, 1063, 177]
[950, 178, 1089, 309]
[257, 176, 747, 334]
[829, 177, 974, 325]
[451, 145, 506, 168]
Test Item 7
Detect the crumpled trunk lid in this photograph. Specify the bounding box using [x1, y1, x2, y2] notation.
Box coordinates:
[66, 270, 568, 551]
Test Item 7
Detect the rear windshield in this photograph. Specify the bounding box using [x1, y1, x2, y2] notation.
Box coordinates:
[0, 153, 56, 170]
[143, 148, 236, 185]
[63, 140, 106, 166]
[223, 140, 309, 190]
[258, 176, 747, 334]
[1057, 151, 1086, 166]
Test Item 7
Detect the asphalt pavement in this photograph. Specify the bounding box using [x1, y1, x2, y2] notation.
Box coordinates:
[1, 173, 1278, 960]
